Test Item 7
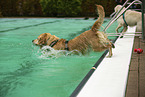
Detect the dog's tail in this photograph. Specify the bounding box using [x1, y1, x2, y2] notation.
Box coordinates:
[91, 5, 105, 32]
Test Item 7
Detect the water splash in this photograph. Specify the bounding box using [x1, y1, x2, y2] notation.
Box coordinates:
[33, 46, 82, 59]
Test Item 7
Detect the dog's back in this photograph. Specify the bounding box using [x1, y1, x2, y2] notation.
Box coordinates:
[125, 10, 141, 26]
[115, 5, 141, 26]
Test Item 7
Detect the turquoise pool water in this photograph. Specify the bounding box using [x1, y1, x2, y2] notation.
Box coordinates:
[0, 18, 117, 97]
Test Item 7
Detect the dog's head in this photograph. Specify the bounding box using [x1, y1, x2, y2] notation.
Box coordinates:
[114, 5, 123, 12]
[32, 33, 59, 47]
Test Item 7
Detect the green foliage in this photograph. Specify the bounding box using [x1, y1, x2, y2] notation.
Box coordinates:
[17, 0, 43, 16]
[0, 6, 2, 17]
[0, 0, 117, 17]
[0, 0, 42, 16]
[39, 0, 58, 16]
[40, 0, 82, 16]
[0, 11, 2, 17]
[0, 0, 18, 16]
[81, 0, 117, 17]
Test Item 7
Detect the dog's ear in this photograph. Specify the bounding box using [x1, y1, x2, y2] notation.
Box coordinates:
[39, 33, 48, 45]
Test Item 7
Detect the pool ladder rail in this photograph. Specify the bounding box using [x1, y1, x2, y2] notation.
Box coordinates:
[107, 32, 142, 37]
[103, 0, 142, 37]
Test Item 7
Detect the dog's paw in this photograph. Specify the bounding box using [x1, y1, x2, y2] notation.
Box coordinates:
[111, 43, 115, 48]
[106, 55, 112, 58]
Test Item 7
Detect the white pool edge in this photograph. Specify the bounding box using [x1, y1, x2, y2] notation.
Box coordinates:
[77, 26, 136, 97]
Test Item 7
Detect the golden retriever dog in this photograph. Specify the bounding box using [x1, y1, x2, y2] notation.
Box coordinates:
[32, 5, 115, 57]
[115, 5, 142, 34]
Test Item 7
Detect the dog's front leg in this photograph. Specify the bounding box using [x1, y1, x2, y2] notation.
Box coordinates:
[116, 24, 122, 33]
[122, 26, 127, 33]
[119, 25, 127, 38]
[106, 47, 112, 58]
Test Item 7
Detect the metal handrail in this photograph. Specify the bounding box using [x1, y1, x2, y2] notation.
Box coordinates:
[103, 0, 130, 32]
[142, 0, 145, 40]
[103, 0, 142, 32]
[107, 32, 142, 37]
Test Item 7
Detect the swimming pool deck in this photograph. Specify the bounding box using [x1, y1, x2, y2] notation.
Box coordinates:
[125, 36, 145, 97]
[76, 26, 145, 97]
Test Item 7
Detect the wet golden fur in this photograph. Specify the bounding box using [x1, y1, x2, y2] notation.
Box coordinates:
[33, 5, 114, 57]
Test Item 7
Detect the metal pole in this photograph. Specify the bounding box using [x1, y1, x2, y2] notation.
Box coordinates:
[103, 0, 142, 32]
[142, 0, 145, 40]
[107, 34, 141, 36]
[103, 0, 130, 32]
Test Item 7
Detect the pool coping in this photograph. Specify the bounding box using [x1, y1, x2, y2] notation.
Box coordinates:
[70, 37, 118, 97]
[70, 26, 136, 97]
